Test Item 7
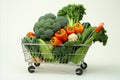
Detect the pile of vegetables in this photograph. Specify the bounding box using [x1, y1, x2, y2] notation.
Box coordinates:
[22, 4, 108, 64]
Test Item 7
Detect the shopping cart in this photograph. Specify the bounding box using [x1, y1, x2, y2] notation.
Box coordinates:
[21, 43, 90, 75]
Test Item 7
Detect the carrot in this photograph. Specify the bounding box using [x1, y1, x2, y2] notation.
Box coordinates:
[95, 23, 104, 33]
[50, 37, 62, 45]
[55, 28, 68, 42]
[66, 26, 75, 35]
[74, 23, 84, 34]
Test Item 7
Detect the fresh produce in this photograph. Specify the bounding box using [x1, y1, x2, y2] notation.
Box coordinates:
[21, 36, 39, 52]
[50, 37, 62, 45]
[38, 39, 54, 60]
[55, 28, 68, 42]
[21, 36, 41, 62]
[52, 40, 81, 63]
[71, 23, 108, 64]
[66, 26, 75, 35]
[68, 33, 78, 41]
[22, 4, 108, 64]
[57, 4, 86, 26]
[95, 23, 104, 33]
[26, 32, 35, 38]
[80, 27, 94, 44]
[74, 23, 84, 34]
[33, 13, 68, 40]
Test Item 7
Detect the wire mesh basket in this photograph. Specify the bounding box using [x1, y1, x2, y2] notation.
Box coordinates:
[21, 43, 90, 75]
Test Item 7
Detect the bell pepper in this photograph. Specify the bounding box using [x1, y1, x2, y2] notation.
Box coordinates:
[55, 28, 68, 42]
[66, 26, 75, 35]
[50, 37, 62, 45]
[26, 32, 35, 38]
[74, 23, 84, 34]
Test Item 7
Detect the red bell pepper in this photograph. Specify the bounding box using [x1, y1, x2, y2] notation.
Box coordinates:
[55, 28, 68, 42]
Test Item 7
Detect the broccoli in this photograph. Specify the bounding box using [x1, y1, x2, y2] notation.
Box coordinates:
[34, 30, 40, 38]
[38, 16, 45, 22]
[44, 13, 56, 20]
[42, 22, 52, 30]
[33, 19, 46, 32]
[35, 28, 45, 38]
[44, 29, 54, 39]
[55, 16, 68, 27]
[39, 28, 44, 35]
[40, 34, 46, 40]
[46, 18, 54, 25]
[33, 13, 68, 41]
[51, 22, 61, 32]
[22, 37, 39, 52]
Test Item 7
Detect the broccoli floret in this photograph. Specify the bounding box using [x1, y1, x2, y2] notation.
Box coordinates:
[46, 18, 54, 25]
[40, 34, 46, 40]
[39, 28, 44, 34]
[38, 16, 45, 22]
[44, 13, 56, 20]
[33, 19, 46, 32]
[52, 46, 62, 55]
[51, 22, 61, 32]
[44, 29, 54, 39]
[22, 37, 39, 52]
[42, 22, 52, 30]
[34, 30, 40, 38]
[34, 28, 44, 38]
[55, 16, 68, 27]
[38, 19, 46, 26]
[33, 22, 40, 32]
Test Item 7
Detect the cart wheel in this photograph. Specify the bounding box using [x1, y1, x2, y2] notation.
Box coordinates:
[75, 68, 83, 75]
[80, 62, 87, 69]
[34, 63, 40, 67]
[28, 66, 35, 73]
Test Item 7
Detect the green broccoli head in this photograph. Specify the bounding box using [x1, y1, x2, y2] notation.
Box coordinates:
[44, 13, 56, 20]
[38, 16, 45, 22]
[34, 30, 40, 38]
[55, 16, 68, 27]
[34, 27, 44, 38]
[33, 22, 41, 32]
[52, 22, 61, 32]
[42, 22, 52, 30]
[33, 19, 46, 31]
[22, 37, 39, 52]
[33, 13, 69, 40]
[40, 34, 46, 40]
[46, 18, 55, 25]
[38, 19, 46, 26]
[44, 29, 54, 39]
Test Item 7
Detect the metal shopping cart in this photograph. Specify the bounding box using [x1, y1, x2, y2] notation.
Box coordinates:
[21, 43, 91, 75]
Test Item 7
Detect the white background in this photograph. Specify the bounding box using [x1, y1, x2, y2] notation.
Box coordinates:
[0, 0, 120, 80]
